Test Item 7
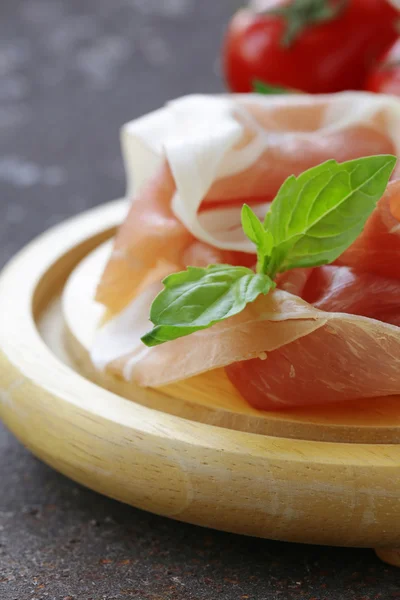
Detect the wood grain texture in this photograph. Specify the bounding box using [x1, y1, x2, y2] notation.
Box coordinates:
[1, 200, 400, 561]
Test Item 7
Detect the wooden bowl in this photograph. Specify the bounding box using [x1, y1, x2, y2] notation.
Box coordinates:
[1, 199, 400, 567]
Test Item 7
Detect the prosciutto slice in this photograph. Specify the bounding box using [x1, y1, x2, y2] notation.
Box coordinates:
[92, 92, 400, 410]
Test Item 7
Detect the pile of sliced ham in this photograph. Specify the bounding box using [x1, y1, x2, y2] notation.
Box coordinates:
[92, 92, 400, 411]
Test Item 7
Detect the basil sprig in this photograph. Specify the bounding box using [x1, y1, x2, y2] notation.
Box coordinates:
[142, 155, 396, 347]
[141, 265, 275, 347]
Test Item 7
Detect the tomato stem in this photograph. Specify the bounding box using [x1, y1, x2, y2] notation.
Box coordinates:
[253, 79, 291, 94]
[262, 0, 349, 48]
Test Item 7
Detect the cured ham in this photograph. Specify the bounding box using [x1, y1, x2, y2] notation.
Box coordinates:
[92, 92, 400, 411]
[337, 179, 400, 281]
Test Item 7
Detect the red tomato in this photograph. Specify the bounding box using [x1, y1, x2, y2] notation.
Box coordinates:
[223, 0, 399, 94]
[365, 38, 400, 95]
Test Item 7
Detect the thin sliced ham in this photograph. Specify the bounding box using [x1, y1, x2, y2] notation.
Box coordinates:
[337, 179, 400, 281]
[277, 268, 400, 327]
[119, 93, 400, 264]
[226, 316, 400, 410]
[96, 161, 255, 315]
[227, 182, 400, 409]
[92, 92, 400, 411]
[92, 290, 325, 387]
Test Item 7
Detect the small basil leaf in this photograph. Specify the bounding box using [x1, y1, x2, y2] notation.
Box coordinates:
[265, 155, 396, 276]
[141, 265, 275, 347]
[241, 204, 274, 256]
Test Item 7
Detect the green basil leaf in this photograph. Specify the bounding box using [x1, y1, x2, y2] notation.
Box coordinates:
[253, 80, 290, 95]
[141, 265, 275, 347]
[241, 204, 274, 256]
[142, 153, 396, 348]
[264, 155, 396, 276]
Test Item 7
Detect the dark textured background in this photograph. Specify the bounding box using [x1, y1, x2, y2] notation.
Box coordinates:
[0, 1, 399, 598]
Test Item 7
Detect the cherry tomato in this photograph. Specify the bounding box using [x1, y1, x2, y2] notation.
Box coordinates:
[365, 38, 400, 95]
[223, 0, 399, 94]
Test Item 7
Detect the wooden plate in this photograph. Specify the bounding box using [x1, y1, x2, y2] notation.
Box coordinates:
[1, 199, 400, 566]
